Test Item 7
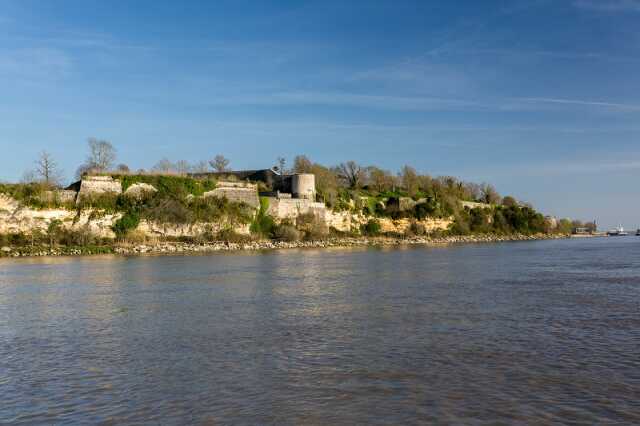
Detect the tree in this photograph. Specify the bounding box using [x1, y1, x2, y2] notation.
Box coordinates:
[293, 155, 313, 174]
[480, 183, 502, 205]
[367, 166, 395, 192]
[86, 138, 116, 172]
[502, 195, 518, 207]
[34, 151, 62, 186]
[174, 160, 191, 175]
[209, 155, 230, 173]
[400, 165, 419, 197]
[336, 161, 364, 188]
[191, 160, 209, 173]
[116, 164, 130, 174]
[152, 158, 174, 173]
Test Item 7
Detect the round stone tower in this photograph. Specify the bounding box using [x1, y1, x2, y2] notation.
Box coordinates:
[291, 174, 316, 200]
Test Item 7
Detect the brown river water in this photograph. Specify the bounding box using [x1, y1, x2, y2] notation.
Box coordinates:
[1, 237, 639, 424]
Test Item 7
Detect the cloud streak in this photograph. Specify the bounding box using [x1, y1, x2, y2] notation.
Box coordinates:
[520, 97, 640, 112]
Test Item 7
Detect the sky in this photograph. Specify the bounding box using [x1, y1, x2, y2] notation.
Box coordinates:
[0, 0, 639, 229]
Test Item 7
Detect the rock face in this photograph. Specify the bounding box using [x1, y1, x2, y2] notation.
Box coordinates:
[0, 194, 120, 238]
[204, 181, 260, 209]
[137, 219, 251, 238]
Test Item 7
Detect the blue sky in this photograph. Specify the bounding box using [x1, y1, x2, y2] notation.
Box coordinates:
[1, 0, 639, 229]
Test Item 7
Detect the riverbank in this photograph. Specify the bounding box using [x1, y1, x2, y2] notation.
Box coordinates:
[0, 233, 574, 258]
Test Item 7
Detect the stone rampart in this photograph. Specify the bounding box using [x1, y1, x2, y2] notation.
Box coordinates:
[266, 197, 327, 221]
[204, 181, 259, 209]
[78, 176, 122, 199]
[461, 201, 492, 209]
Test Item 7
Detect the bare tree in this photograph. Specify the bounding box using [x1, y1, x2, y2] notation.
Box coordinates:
[191, 160, 209, 173]
[209, 155, 230, 173]
[480, 183, 502, 205]
[174, 160, 191, 175]
[152, 158, 174, 174]
[336, 161, 364, 188]
[400, 165, 419, 196]
[116, 163, 130, 174]
[367, 166, 394, 192]
[275, 157, 287, 187]
[87, 138, 116, 171]
[293, 155, 313, 174]
[33, 151, 63, 186]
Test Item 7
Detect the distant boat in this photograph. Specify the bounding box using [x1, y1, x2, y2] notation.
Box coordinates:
[607, 225, 629, 236]
[636, 229, 640, 236]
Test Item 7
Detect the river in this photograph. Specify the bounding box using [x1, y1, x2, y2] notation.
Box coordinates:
[1, 237, 639, 424]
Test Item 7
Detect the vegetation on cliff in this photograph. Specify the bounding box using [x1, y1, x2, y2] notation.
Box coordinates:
[0, 138, 597, 252]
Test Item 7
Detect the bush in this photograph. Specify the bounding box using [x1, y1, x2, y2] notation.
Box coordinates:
[250, 197, 275, 237]
[272, 224, 300, 241]
[216, 228, 252, 243]
[112, 211, 140, 238]
[409, 221, 426, 236]
[122, 229, 147, 244]
[361, 219, 381, 236]
[118, 175, 216, 197]
[77, 193, 119, 212]
[296, 212, 328, 240]
[59, 225, 98, 247]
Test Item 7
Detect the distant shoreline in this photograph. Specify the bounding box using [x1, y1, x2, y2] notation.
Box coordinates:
[0, 233, 582, 258]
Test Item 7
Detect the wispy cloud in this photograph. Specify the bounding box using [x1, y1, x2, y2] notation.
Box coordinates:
[519, 97, 640, 112]
[202, 91, 483, 111]
[0, 48, 72, 80]
[425, 47, 640, 64]
[574, 0, 640, 12]
[535, 160, 640, 176]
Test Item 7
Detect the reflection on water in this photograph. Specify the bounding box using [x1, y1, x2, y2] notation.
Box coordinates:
[2, 238, 640, 424]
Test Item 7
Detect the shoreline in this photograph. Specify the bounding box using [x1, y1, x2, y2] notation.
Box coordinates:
[0, 233, 582, 258]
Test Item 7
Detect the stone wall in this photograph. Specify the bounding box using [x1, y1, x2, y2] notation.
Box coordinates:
[204, 181, 260, 209]
[78, 176, 122, 200]
[266, 197, 327, 221]
[461, 201, 492, 209]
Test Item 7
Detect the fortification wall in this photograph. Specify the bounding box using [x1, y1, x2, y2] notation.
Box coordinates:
[204, 181, 259, 209]
[78, 176, 122, 199]
[461, 201, 491, 209]
[266, 197, 326, 220]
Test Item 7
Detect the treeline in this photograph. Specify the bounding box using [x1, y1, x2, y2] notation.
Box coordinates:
[4, 138, 593, 239]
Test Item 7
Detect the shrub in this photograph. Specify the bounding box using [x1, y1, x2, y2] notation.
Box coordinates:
[216, 228, 252, 243]
[250, 197, 275, 237]
[361, 219, 381, 236]
[122, 229, 147, 244]
[409, 221, 426, 236]
[272, 224, 300, 241]
[112, 211, 140, 238]
[76, 193, 119, 212]
[296, 212, 328, 240]
[118, 175, 216, 197]
[59, 225, 97, 247]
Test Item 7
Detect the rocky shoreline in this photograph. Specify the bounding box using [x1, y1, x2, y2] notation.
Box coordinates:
[0, 233, 573, 258]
